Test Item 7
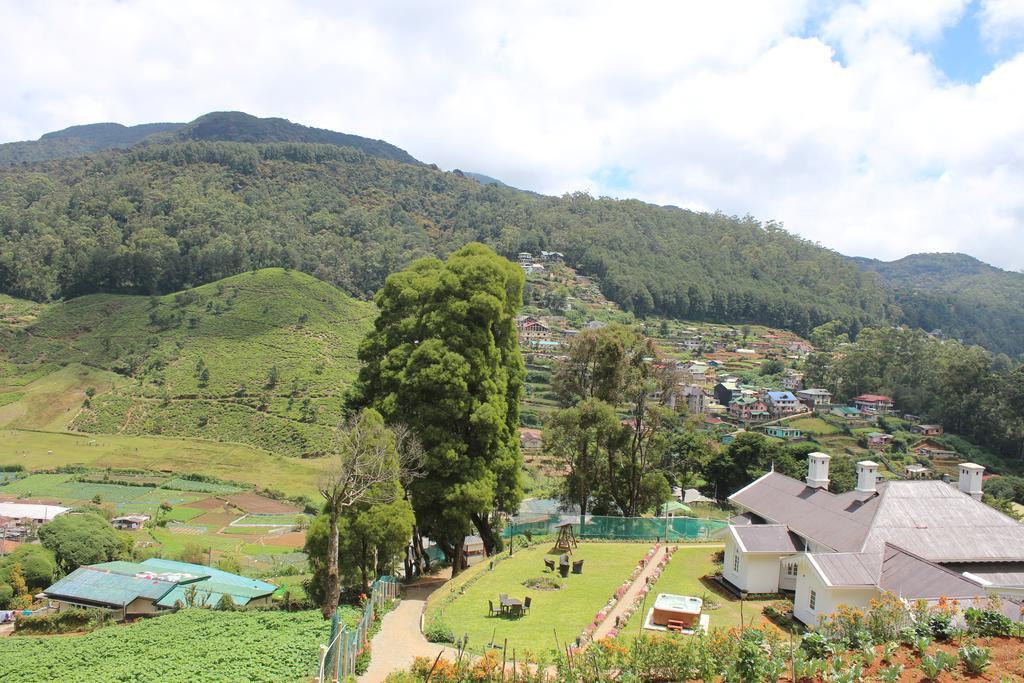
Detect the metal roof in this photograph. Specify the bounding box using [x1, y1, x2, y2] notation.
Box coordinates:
[878, 545, 988, 599]
[44, 567, 177, 608]
[0, 502, 68, 521]
[809, 552, 880, 586]
[732, 524, 804, 552]
[729, 471, 882, 551]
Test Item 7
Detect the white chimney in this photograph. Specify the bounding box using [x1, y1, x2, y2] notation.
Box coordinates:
[856, 460, 879, 493]
[958, 463, 984, 501]
[807, 452, 830, 489]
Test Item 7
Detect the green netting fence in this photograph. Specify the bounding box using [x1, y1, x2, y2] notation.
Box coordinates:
[502, 514, 728, 542]
[317, 575, 400, 682]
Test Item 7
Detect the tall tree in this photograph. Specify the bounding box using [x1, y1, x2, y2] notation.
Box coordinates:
[316, 409, 414, 619]
[352, 243, 525, 575]
[544, 398, 623, 518]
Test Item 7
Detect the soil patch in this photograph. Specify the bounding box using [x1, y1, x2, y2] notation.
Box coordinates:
[190, 511, 242, 528]
[856, 637, 1024, 681]
[189, 496, 232, 511]
[260, 531, 306, 548]
[222, 492, 301, 514]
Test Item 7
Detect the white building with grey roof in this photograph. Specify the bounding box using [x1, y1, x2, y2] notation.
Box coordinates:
[723, 454, 1024, 625]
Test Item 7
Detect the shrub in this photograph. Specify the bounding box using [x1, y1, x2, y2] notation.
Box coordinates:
[800, 632, 830, 658]
[423, 618, 455, 643]
[958, 643, 991, 675]
[964, 607, 1013, 637]
[927, 612, 957, 641]
[14, 608, 112, 635]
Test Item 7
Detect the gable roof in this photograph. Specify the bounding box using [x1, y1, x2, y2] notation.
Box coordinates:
[766, 391, 797, 401]
[732, 524, 805, 552]
[731, 471, 1024, 564]
[44, 566, 178, 608]
[808, 544, 989, 600]
[729, 471, 881, 551]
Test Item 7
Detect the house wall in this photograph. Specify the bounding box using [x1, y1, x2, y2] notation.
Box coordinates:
[724, 535, 784, 593]
[793, 560, 877, 626]
[779, 557, 800, 591]
[126, 597, 162, 615]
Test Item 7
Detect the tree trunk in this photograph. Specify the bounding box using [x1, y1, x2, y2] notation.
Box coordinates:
[411, 525, 427, 574]
[360, 538, 368, 588]
[471, 512, 499, 556]
[450, 536, 466, 577]
[322, 506, 341, 619]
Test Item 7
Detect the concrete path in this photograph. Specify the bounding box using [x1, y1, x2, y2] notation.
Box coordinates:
[592, 545, 670, 640]
[358, 571, 458, 683]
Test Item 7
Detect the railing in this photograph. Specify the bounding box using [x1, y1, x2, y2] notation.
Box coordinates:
[317, 575, 401, 683]
[502, 514, 728, 541]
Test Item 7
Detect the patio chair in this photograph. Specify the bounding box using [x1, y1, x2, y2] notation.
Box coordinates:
[523, 596, 532, 615]
[572, 559, 584, 574]
[544, 558, 556, 572]
[488, 600, 501, 617]
[499, 593, 508, 613]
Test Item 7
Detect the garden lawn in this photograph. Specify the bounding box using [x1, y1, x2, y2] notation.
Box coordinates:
[786, 417, 838, 435]
[614, 545, 773, 641]
[427, 542, 649, 655]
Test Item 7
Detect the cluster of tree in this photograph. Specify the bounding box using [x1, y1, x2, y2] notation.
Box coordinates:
[805, 324, 1024, 464]
[856, 253, 1024, 357]
[0, 139, 890, 341]
[544, 326, 679, 517]
[350, 244, 525, 575]
[0, 545, 57, 609]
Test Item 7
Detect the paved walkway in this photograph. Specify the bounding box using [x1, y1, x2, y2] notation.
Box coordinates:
[592, 545, 669, 640]
[358, 571, 458, 683]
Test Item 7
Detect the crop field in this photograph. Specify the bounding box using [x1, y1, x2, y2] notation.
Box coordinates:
[233, 513, 310, 526]
[161, 477, 244, 494]
[0, 608, 357, 682]
[787, 416, 840, 435]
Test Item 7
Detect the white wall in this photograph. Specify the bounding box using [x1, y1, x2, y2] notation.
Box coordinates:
[723, 534, 785, 593]
[793, 559, 877, 626]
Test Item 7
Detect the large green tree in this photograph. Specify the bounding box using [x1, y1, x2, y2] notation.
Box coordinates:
[37, 512, 130, 573]
[352, 243, 524, 574]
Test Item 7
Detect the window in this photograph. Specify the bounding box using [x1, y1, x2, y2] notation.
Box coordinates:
[733, 553, 740, 572]
[809, 590, 817, 610]
[787, 562, 798, 577]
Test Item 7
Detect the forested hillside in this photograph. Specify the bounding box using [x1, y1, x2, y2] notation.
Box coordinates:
[0, 269, 374, 455]
[0, 140, 890, 338]
[0, 121, 183, 166]
[855, 253, 1024, 356]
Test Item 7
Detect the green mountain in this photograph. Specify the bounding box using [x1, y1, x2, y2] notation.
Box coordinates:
[0, 269, 375, 456]
[150, 111, 419, 163]
[0, 121, 183, 166]
[0, 111, 418, 167]
[854, 253, 1024, 357]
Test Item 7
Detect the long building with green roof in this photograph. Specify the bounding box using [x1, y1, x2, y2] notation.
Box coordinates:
[43, 558, 276, 616]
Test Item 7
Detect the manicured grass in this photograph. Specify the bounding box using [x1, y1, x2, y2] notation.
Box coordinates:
[787, 417, 839, 435]
[161, 506, 206, 522]
[427, 542, 650, 654]
[614, 545, 773, 640]
[0, 428, 329, 497]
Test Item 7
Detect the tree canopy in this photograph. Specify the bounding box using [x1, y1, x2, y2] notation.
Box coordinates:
[37, 511, 130, 573]
[352, 243, 524, 572]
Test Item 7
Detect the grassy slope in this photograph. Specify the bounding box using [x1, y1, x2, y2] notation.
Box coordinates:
[1, 268, 375, 456]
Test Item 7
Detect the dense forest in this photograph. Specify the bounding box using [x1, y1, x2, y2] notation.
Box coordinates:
[855, 254, 1024, 357]
[805, 324, 1024, 464]
[0, 122, 182, 166]
[0, 139, 891, 339]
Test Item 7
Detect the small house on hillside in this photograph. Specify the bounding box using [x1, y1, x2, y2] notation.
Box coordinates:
[831, 406, 861, 419]
[912, 439, 958, 459]
[519, 428, 543, 451]
[796, 388, 832, 409]
[762, 425, 802, 440]
[111, 514, 150, 530]
[766, 391, 801, 417]
[904, 463, 929, 479]
[911, 424, 944, 436]
[853, 394, 894, 414]
[782, 371, 804, 392]
[866, 432, 893, 448]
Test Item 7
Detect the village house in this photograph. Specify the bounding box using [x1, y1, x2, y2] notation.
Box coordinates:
[519, 428, 543, 451]
[111, 514, 150, 530]
[722, 456, 1024, 625]
[865, 432, 893, 448]
[43, 558, 276, 617]
[912, 438, 958, 459]
[766, 391, 802, 417]
[781, 371, 804, 392]
[787, 340, 814, 356]
[796, 388, 832, 410]
[911, 424, 944, 436]
[679, 384, 707, 414]
[517, 252, 532, 266]
[831, 405, 862, 420]
[679, 360, 712, 385]
[853, 394, 895, 414]
[904, 463, 930, 479]
[762, 425, 802, 440]
[678, 337, 702, 352]
[714, 381, 739, 407]
[729, 396, 770, 423]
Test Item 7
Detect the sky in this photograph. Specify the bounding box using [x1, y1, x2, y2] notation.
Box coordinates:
[1, 1, 1023, 270]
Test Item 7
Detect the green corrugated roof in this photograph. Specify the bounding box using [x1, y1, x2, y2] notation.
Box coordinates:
[45, 567, 176, 607]
[155, 580, 271, 608]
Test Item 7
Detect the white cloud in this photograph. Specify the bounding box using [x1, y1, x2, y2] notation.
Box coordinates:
[981, 0, 1024, 44]
[0, 0, 1022, 270]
